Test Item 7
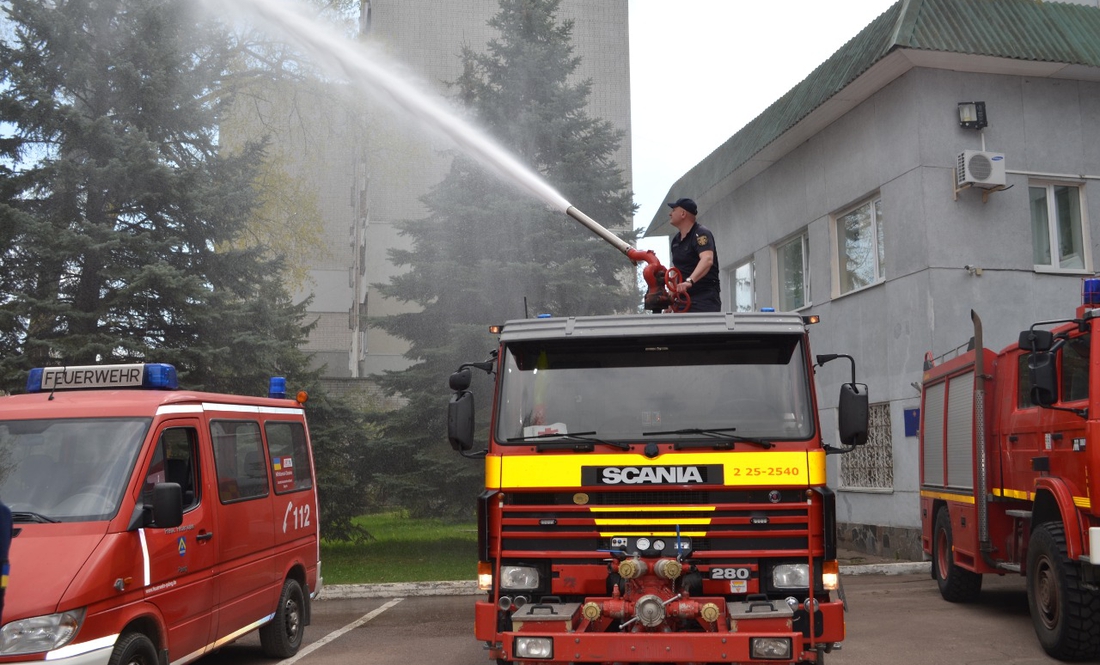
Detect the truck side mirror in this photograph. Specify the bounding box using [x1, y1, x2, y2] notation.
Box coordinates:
[1028, 352, 1059, 407]
[837, 383, 869, 446]
[152, 482, 183, 528]
[448, 391, 475, 452]
[449, 367, 472, 391]
[1019, 329, 1054, 352]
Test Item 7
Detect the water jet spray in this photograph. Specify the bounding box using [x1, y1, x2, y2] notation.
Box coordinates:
[223, 0, 686, 312]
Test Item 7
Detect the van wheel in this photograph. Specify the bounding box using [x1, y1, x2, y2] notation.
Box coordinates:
[108, 633, 158, 665]
[932, 507, 982, 602]
[1027, 522, 1100, 660]
[260, 578, 305, 658]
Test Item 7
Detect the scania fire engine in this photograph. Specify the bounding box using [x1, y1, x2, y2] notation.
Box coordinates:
[448, 311, 870, 665]
[921, 279, 1100, 661]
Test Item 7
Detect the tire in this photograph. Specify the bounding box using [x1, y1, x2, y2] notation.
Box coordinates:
[107, 633, 158, 665]
[932, 506, 982, 602]
[260, 578, 306, 658]
[1026, 522, 1100, 660]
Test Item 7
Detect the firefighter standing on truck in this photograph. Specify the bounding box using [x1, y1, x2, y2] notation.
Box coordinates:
[668, 197, 721, 312]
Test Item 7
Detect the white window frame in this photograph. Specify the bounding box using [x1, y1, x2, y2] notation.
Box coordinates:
[725, 259, 755, 312]
[1030, 181, 1091, 274]
[831, 195, 884, 297]
[774, 231, 810, 311]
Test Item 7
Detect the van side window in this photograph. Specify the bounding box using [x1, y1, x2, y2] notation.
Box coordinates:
[143, 428, 200, 511]
[265, 421, 313, 494]
[210, 420, 269, 502]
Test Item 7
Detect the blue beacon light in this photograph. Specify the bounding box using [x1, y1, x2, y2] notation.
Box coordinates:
[25, 368, 43, 394]
[269, 376, 287, 399]
[142, 363, 179, 389]
[1083, 278, 1100, 306]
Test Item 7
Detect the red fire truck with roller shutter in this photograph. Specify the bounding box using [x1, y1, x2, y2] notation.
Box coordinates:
[921, 279, 1100, 660]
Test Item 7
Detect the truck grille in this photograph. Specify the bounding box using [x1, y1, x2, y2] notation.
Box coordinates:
[498, 489, 813, 559]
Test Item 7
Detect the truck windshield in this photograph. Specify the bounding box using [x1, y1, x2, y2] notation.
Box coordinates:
[495, 333, 814, 444]
[0, 418, 150, 522]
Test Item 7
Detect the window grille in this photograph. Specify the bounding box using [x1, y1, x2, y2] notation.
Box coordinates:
[840, 402, 893, 490]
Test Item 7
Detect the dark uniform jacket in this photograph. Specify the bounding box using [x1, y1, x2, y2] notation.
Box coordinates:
[670, 222, 721, 312]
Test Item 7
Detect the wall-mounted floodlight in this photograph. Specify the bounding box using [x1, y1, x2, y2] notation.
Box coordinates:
[958, 101, 987, 130]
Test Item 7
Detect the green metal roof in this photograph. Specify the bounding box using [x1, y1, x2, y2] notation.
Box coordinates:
[644, 0, 1100, 237]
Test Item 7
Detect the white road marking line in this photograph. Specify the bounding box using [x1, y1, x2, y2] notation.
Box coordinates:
[279, 597, 404, 664]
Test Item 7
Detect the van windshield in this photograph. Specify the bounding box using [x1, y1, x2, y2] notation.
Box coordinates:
[0, 418, 150, 522]
[494, 333, 815, 444]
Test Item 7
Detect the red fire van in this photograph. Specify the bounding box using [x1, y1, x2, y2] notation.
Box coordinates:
[0, 363, 321, 665]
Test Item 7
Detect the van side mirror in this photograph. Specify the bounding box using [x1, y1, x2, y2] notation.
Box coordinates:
[448, 391, 475, 452]
[1028, 352, 1059, 407]
[152, 482, 183, 528]
[837, 383, 869, 446]
[1019, 329, 1054, 352]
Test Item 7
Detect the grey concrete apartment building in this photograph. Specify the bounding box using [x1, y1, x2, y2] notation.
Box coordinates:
[297, 1, 631, 381]
[643, 0, 1100, 557]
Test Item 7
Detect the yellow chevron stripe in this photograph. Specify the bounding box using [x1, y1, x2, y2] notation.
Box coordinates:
[994, 487, 1031, 501]
[925, 488, 1091, 510]
[486, 450, 825, 489]
[588, 506, 716, 513]
[598, 531, 708, 537]
[919, 489, 975, 504]
[594, 517, 713, 526]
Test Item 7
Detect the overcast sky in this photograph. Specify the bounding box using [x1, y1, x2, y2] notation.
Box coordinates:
[628, 0, 899, 260]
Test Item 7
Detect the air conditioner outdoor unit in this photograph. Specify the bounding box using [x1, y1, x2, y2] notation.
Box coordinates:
[956, 150, 1006, 189]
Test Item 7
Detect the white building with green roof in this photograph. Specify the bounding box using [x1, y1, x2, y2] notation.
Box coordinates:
[644, 0, 1100, 558]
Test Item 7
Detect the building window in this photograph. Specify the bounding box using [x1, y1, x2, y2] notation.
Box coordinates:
[834, 197, 884, 295]
[730, 260, 754, 312]
[1031, 183, 1088, 271]
[840, 403, 893, 490]
[776, 232, 809, 311]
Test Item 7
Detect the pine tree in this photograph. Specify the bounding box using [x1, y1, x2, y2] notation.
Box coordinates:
[369, 0, 638, 516]
[0, 0, 383, 539]
[0, 0, 312, 394]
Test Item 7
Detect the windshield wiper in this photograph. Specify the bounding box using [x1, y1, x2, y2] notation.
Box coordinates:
[12, 511, 58, 523]
[507, 431, 630, 451]
[642, 428, 774, 449]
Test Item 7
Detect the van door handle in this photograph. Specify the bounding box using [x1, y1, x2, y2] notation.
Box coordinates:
[196, 532, 214, 542]
[1008, 435, 1018, 443]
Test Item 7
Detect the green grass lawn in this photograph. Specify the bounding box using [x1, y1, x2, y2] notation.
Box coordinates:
[320, 512, 478, 585]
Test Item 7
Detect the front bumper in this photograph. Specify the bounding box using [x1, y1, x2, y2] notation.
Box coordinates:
[476, 598, 844, 663]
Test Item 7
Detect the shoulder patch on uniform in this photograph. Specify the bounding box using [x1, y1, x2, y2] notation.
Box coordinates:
[696, 235, 709, 247]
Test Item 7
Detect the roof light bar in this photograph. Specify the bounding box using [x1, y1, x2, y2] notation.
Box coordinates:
[26, 363, 178, 393]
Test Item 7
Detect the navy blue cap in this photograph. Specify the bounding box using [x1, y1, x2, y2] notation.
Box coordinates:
[667, 198, 698, 216]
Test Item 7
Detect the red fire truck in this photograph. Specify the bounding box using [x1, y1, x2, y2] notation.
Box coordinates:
[448, 311, 869, 665]
[0, 363, 320, 665]
[920, 281, 1100, 660]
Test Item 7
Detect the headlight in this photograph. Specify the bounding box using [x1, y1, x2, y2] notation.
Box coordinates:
[515, 636, 553, 659]
[0, 609, 85, 656]
[772, 563, 810, 589]
[751, 636, 792, 659]
[500, 565, 540, 590]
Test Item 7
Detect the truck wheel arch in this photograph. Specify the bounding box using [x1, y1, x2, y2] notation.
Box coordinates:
[1031, 481, 1084, 560]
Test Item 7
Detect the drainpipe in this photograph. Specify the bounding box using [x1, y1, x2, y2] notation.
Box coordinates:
[972, 311, 991, 555]
[973, 310, 1017, 571]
